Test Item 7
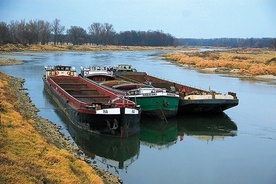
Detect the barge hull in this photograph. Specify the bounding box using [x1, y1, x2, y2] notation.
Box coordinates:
[116, 72, 239, 114]
[128, 96, 179, 118]
[178, 99, 239, 114]
[43, 77, 140, 137]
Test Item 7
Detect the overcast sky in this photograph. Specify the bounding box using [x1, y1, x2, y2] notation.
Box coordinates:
[0, 0, 275, 38]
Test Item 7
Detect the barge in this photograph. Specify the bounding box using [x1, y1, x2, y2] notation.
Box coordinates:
[80, 65, 179, 119]
[125, 87, 179, 119]
[80, 65, 114, 81]
[43, 65, 141, 138]
[115, 72, 239, 114]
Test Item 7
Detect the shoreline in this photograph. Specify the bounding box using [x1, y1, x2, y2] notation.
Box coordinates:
[0, 57, 23, 66]
[163, 48, 276, 80]
[0, 58, 123, 183]
[0, 43, 184, 52]
[16, 80, 122, 184]
[198, 67, 276, 82]
[172, 61, 276, 84]
[1, 52, 275, 83]
[1, 44, 274, 82]
[199, 67, 276, 80]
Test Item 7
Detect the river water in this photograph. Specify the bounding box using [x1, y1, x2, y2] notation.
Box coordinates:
[0, 50, 275, 184]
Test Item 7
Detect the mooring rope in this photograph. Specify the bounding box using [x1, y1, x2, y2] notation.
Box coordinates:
[156, 101, 168, 124]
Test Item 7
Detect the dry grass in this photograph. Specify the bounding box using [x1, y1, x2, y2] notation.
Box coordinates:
[0, 43, 182, 52]
[164, 48, 276, 75]
[0, 58, 22, 66]
[0, 72, 103, 184]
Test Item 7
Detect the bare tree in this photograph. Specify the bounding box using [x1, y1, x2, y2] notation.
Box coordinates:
[67, 26, 87, 45]
[269, 38, 276, 49]
[26, 19, 40, 44]
[88, 23, 103, 45]
[0, 22, 10, 45]
[51, 18, 65, 45]
[102, 23, 115, 45]
[9, 20, 28, 45]
[38, 20, 51, 45]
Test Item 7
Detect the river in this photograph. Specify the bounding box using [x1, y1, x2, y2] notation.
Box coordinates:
[0, 50, 275, 184]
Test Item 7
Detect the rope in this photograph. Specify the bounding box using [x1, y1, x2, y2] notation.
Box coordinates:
[156, 101, 168, 124]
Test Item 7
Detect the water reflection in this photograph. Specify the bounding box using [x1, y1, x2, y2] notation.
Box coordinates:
[139, 118, 178, 149]
[177, 114, 237, 142]
[139, 114, 237, 147]
[68, 123, 140, 173]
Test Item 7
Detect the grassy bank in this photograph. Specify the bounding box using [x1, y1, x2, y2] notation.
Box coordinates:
[0, 43, 181, 52]
[0, 57, 23, 66]
[0, 72, 108, 184]
[164, 48, 276, 76]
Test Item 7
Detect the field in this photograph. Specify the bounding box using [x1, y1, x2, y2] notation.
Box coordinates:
[164, 48, 276, 76]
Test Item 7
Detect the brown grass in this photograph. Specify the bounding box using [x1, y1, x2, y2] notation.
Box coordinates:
[0, 72, 103, 184]
[0, 43, 182, 52]
[164, 48, 276, 75]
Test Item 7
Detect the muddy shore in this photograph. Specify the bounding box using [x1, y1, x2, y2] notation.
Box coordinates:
[0, 57, 122, 183]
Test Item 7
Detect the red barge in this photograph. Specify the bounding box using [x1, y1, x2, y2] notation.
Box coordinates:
[43, 65, 141, 138]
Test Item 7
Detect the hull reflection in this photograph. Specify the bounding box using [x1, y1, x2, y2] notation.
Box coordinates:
[68, 122, 140, 171]
[139, 118, 178, 149]
[139, 114, 237, 148]
[177, 113, 237, 142]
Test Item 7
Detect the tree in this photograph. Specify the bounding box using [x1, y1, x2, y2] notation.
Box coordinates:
[0, 20, 185, 47]
[269, 38, 276, 49]
[101, 23, 116, 45]
[0, 22, 10, 45]
[51, 18, 65, 45]
[38, 20, 51, 45]
[67, 26, 87, 45]
[88, 23, 103, 45]
[9, 20, 28, 45]
[25, 19, 40, 44]
[117, 30, 175, 46]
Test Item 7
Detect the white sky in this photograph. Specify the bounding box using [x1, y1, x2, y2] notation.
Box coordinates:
[0, 0, 275, 38]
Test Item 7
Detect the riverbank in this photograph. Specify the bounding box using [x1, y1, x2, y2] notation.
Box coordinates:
[164, 48, 276, 80]
[0, 71, 122, 183]
[0, 43, 182, 52]
[1, 46, 276, 84]
[1, 44, 275, 81]
[0, 57, 23, 66]
[176, 63, 276, 83]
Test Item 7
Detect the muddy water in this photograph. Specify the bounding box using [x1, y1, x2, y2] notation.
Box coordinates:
[1, 51, 275, 184]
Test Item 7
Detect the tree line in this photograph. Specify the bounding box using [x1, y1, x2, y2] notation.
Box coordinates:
[0, 19, 176, 46]
[179, 38, 276, 49]
[1, 19, 275, 48]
